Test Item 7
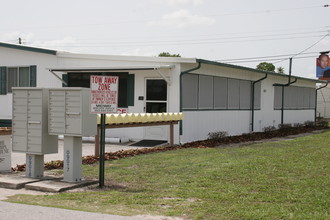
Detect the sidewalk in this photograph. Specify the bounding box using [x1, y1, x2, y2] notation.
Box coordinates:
[0, 135, 140, 168]
[0, 201, 153, 220]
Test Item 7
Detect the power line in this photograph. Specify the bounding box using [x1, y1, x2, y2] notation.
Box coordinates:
[216, 51, 320, 62]
[273, 31, 330, 64]
[225, 55, 318, 64]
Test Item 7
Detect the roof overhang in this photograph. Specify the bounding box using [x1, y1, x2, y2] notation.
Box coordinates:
[48, 65, 175, 86]
[196, 59, 327, 84]
[48, 65, 174, 72]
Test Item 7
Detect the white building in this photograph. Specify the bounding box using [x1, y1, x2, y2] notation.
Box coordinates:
[0, 42, 326, 144]
[317, 85, 330, 118]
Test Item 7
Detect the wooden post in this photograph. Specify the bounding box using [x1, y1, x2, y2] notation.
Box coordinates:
[94, 125, 100, 157]
[169, 122, 174, 146]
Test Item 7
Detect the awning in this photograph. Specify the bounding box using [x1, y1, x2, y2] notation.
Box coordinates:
[48, 65, 174, 86]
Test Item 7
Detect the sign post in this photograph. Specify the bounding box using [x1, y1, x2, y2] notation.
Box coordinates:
[90, 75, 119, 188]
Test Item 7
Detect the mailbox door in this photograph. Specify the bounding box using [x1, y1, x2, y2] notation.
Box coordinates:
[49, 90, 66, 134]
[26, 90, 43, 153]
[65, 90, 82, 135]
[12, 90, 28, 152]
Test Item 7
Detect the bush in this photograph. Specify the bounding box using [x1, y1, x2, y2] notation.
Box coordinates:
[304, 121, 315, 128]
[278, 123, 292, 131]
[316, 119, 329, 128]
[207, 131, 228, 141]
[293, 123, 304, 128]
[263, 126, 276, 133]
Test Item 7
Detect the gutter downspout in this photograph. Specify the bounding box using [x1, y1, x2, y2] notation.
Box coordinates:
[315, 82, 328, 125]
[251, 73, 268, 132]
[179, 62, 201, 136]
[273, 58, 297, 124]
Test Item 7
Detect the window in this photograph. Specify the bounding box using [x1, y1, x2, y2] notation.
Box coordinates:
[182, 74, 198, 109]
[198, 75, 213, 109]
[214, 77, 227, 109]
[0, 66, 36, 94]
[182, 74, 261, 110]
[274, 86, 315, 109]
[239, 80, 252, 109]
[67, 72, 134, 108]
[228, 79, 240, 109]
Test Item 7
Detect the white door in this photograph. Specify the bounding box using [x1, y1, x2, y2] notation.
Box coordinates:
[144, 79, 168, 140]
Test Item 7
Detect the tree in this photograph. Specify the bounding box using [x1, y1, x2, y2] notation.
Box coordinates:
[256, 62, 275, 72]
[158, 52, 181, 57]
[276, 66, 285, 74]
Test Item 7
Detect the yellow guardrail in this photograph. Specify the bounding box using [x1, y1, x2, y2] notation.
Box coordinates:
[97, 112, 183, 125]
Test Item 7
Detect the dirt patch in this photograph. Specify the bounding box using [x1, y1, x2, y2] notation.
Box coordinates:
[0, 188, 53, 201]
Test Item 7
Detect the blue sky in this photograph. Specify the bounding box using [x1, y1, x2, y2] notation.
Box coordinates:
[1, 0, 329, 78]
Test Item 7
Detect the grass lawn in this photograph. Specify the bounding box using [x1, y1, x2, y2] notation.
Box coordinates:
[6, 131, 330, 220]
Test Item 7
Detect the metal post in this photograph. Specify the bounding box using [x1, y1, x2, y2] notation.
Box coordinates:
[99, 114, 106, 188]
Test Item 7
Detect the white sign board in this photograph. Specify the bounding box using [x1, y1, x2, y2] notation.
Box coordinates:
[90, 75, 119, 114]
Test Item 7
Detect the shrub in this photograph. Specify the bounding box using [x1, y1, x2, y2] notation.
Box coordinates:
[304, 121, 315, 128]
[293, 123, 304, 128]
[316, 119, 329, 128]
[207, 131, 228, 141]
[278, 123, 292, 131]
[263, 126, 276, 133]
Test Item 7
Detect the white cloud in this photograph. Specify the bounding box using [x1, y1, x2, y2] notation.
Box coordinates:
[30, 37, 83, 52]
[148, 9, 215, 28]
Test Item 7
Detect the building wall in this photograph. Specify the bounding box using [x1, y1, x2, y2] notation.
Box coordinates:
[0, 47, 59, 119]
[180, 64, 316, 143]
[317, 87, 330, 118]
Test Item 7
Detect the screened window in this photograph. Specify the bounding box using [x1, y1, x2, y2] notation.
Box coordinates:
[182, 74, 260, 110]
[19, 67, 30, 87]
[254, 82, 261, 109]
[228, 79, 240, 109]
[198, 75, 213, 109]
[0, 66, 36, 95]
[214, 77, 227, 109]
[274, 86, 315, 109]
[239, 80, 252, 109]
[7, 68, 18, 93]
[182, 74, 198, 109]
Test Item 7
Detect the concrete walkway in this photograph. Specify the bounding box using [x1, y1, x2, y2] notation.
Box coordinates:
[0, 135, 141, 168]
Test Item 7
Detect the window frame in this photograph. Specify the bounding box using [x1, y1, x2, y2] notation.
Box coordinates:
[6, 66, 31, 93]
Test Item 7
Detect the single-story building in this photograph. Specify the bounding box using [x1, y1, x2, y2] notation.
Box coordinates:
[317, 86, 330, 118]
[0, 42, 327, 144]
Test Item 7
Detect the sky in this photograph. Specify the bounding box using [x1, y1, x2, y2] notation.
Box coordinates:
[0, 0, 329, 79]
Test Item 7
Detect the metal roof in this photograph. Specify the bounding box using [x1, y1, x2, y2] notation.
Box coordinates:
[0, 42, 57, 55]
[197, 59, 327, 83]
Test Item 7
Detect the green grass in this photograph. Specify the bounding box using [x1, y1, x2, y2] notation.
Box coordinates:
[6, 131, 330, 219]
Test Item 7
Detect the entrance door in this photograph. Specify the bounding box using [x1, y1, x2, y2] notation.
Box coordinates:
[144, 79, 168, 140]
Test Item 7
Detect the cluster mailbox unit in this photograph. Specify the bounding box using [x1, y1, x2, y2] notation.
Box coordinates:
[12, 87, 96, 182]
[48, 88, 97, 182]
[12, 88, 57, 178]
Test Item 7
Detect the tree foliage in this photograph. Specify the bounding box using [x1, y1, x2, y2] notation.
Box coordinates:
[276, 66, 285, 74]
[256, 62, 275, 72]
[158, 52, 181, 57]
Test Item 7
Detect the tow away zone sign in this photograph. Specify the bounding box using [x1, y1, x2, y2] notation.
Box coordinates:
[90, 75, 119, 114]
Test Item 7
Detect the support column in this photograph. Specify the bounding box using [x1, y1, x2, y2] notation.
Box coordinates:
[63, 136, 82, 182]
[169, 122, 174, 146]
[26, 154, 44, 178]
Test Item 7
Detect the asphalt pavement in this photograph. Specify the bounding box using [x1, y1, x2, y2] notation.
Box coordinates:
[0, 201, 150, 220]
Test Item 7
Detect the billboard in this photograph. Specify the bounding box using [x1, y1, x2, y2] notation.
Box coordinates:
[317, 53, 330, 80]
